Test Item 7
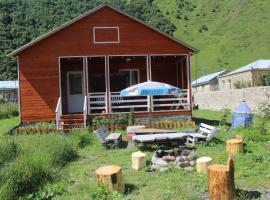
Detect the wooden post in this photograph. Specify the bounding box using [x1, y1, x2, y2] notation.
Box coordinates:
[226, 138, 243, 154]
[208, 155, 236, 200]
[95, 165, 125, 193]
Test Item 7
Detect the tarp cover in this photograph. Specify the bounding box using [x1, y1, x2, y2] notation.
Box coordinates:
[232, 101, 253, 128]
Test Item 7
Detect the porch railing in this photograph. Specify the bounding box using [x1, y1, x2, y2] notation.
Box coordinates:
[88, 92, 106, 114]
[87, 90, 190, 114]
[110, 92, 149, 113]
[152, 89, 189, 112]
[55, 97, 62, 130]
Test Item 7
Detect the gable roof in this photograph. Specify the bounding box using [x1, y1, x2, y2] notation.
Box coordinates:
[0, 81, 18, 90]
[221, 59, 270, 77]
[192, 70, 229, 86]
[8, 3, 198, 57]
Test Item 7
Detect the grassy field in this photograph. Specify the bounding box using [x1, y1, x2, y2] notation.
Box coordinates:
[154, 0, 270, 78]
[0, 112, 269, 199]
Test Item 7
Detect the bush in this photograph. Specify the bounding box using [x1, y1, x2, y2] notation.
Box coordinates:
[0, 137, 20, 167]
[0, 102, 18, 119]
[89, 186, 128, 200]
[0, 156, 53, 200]
[0, 134, 78, 199]
[68, 131, 93, 148]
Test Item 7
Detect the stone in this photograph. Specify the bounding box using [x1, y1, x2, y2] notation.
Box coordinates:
[176, 156, 185, 162]
[152, 155, 169, 167]
[162, 155, 176, 161]
[164, 149, 174, 154]
[190, 161, 195, 166]
[182, 149, 191, 156]
[184, 166, 195, 172]
[187, 151, 197, 160]
[178, 161, 190, 168]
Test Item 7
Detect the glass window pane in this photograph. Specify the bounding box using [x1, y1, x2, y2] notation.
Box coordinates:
[131, 71, 138, 85]
[69, 74, 82, 94]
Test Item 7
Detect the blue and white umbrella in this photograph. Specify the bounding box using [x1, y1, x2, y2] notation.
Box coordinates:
[120, 81, 181, 126]
[120, 81, 181, 96]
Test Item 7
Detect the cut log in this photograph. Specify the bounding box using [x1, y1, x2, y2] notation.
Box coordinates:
[208, 155, 236, 200]
[95, 165, 125, 193]
[226, 138, 243, 154]
[196, 156, 213, 174]
[132, 151, 146, 170]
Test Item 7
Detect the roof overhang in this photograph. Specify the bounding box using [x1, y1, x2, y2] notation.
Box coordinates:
[8, 3, 198, 57]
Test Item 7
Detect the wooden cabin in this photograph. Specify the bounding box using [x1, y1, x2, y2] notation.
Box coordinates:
[9, 4, 197, 130]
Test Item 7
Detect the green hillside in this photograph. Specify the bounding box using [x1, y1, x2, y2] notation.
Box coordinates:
[155, 0, 270, 78]
[1, 0, 270, 80]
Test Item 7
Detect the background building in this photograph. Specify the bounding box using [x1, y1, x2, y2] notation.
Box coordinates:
[0, 81, 18, 103]
[219, 59, 270, 90]
[192, 70, 229, 92]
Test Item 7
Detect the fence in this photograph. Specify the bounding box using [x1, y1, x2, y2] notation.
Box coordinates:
[193, 86, 270, 111]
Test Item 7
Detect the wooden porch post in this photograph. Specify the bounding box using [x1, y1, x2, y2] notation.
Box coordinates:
[105, 56, 110, 114]
[186, 54, 192, 111]
[147, 55, 152, 113]
[84, 57, 89, 113]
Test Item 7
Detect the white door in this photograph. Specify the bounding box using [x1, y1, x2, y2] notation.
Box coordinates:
[67, 71, 84, 113]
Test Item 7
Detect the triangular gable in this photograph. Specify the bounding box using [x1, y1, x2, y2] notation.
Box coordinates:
[8, 3, 198, 57]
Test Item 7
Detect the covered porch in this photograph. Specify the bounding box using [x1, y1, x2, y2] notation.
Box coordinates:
[57, 54, 191, 119]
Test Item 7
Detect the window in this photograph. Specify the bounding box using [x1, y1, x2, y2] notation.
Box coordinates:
[68, 73, 83, 95]
[119, 69, 140, 87]
[93, 27, 120, 44]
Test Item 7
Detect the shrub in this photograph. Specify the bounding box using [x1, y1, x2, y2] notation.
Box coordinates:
[0, 156, 53, 200]
[0, 137, 20, 167]
[68, 131, 93, 148]
[0, 134, 79, 199]
[89, 186, 128, 200]
[92, 113, 133, 129]
[257, 101, 270, 135]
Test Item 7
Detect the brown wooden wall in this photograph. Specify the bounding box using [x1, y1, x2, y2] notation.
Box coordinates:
[17, 6, 192, 122]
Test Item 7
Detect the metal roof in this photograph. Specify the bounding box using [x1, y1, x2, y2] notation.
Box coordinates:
[8, 4, 198, 57]
[192, 70, 228, 86]
[221, 59, 270, 77]
[0, 81, 18, 89]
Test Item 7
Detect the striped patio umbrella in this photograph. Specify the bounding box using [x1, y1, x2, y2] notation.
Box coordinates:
[120, 81, 181, 96]
[120, 81, 181, 126]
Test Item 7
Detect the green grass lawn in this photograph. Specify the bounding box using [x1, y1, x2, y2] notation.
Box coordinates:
[192, 109, 232, 122]
[0, 112, 269, 199]
[0, 116, 19, 134]
[57, 129, 270, 200]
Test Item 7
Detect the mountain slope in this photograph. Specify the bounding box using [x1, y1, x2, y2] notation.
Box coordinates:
[155, 0, 270, 78]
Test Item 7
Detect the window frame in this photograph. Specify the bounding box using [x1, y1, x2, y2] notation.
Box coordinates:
[118, 68, 140, 86]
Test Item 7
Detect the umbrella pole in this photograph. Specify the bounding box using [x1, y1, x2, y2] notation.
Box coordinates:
[148, 95, 152, 127]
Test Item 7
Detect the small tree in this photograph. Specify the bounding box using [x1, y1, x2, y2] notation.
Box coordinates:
[258, 101, 270, 134]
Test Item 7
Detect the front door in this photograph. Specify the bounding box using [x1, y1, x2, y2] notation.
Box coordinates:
[67, 71, 84, 113]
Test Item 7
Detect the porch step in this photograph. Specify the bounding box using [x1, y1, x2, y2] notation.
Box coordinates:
[59, 114, 86, 132]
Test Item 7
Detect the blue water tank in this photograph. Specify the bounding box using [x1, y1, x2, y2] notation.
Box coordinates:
[231, 101, 253, 128]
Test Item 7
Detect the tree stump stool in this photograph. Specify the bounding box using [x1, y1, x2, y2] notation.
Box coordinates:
[208, 155, 236, 200]
[132, 151, 146, 170]
[196, 156, 213, 174]
[95, 165, 125, 193]
[226, 138, 243, 154]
